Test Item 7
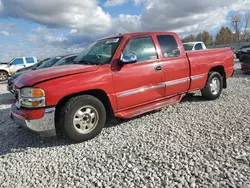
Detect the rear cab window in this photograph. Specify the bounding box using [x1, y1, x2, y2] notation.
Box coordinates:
[156, 35, 180, 58]
[194, 43, 203, 50]
[25, 57, 35, 64]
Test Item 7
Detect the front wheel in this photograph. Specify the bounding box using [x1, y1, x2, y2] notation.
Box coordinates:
[201, 72, 223, 100]
[0, 71, 8, 81]
[60, 95, 106, 143]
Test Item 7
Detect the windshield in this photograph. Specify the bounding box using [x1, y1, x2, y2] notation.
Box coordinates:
[36, 57, 62, 69]
[73, 37, 123, 65]
[183, 43, 194, 51]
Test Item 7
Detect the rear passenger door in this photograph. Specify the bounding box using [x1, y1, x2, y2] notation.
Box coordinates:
[113, 35, 165, 110]
[25, 57, 36, 67]
[155, 34, 190, 97]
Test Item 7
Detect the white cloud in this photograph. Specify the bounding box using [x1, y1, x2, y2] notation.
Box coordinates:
[1, 0, 250, 61]
[104, 0, 126, 7]
[0, 0, 112, 35]
[114, 14, 141, 33]
[27, 27, 67, 46]
[125, 0, 250, 36]
[0, 30, 9, 36]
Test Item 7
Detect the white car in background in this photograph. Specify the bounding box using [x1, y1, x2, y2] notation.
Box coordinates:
[0, 56, 37, 81]
[183, 42, 207, 51]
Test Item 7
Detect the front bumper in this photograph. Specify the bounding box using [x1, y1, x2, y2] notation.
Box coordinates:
[11, 104, 57, 137]
[7, 78, 14, 94]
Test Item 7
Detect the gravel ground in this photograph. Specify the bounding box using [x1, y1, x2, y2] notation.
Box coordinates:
[0, 65, 250, 188]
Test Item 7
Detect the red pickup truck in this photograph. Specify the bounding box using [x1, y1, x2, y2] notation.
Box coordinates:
[11, 32, 234, 142]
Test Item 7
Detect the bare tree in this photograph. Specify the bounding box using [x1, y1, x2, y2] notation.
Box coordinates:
[231, 13, 242, 44]
[231, 13, 250, 43]
[242, 14, 250, 41]
[182, 34, 195, 43]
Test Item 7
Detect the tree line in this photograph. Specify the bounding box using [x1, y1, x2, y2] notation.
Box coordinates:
[182, 13, 250, 46]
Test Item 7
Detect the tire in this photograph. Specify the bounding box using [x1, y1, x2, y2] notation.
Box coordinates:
[60, 95, 106, 143]
[201, 72, 223, 100]
[0, 71, 8, 81]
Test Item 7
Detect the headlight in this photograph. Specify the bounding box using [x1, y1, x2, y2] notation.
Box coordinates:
[20, 88, 45, 98]
[19, 87, 46, 108]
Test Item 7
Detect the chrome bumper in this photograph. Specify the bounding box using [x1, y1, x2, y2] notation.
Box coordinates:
[11, 107, 56, 137]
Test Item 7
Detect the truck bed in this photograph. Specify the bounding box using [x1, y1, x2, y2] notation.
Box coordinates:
[186, 48, 234, 91]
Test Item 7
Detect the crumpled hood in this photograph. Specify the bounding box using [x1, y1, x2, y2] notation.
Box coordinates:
[15, 64, 99, 87]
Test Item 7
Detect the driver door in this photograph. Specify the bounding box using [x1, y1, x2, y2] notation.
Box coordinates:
[9, 58, 25, 74]
[112, 35, 165, 111]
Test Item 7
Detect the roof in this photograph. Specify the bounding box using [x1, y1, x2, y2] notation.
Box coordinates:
[183, 41, 204, 44]
[98, 31, 177, 41]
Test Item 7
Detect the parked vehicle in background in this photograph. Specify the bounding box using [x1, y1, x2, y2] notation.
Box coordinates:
[241, 54, 250, 74]
[183, 42, 207, 51]
[7, 54, 78, 94]
[35, 54, 78, 70]
[16, 58, 50, 73]
[0, 56, 37, 81]
[10, 31, 234, 143]
[235, 44, 250, 61]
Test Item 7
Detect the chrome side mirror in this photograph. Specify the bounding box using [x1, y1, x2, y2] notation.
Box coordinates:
[119, 53, 137, 65]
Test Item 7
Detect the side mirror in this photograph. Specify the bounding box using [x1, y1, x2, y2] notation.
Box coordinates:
[8, 62, 13, 67]
[119, 53, 137, 65]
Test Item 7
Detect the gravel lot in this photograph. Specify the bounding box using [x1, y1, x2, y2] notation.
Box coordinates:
[0, 64, 250, 188]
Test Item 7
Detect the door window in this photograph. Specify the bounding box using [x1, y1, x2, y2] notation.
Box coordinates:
[156, 35, 180, 58]
[57, 56, 77, 66]
[123, 37, 158, 63]
[13, 58, 24, 65]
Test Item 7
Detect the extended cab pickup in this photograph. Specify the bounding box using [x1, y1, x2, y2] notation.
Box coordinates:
[0, 56, 37, 81]
[11, 32, 234, 142]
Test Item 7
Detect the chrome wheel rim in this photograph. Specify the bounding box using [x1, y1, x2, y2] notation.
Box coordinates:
[0, 72, 7, 81]
[73, 105, 99, 134]
[210, 77, 220, 95]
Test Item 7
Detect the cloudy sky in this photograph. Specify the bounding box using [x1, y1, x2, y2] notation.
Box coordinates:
[0, 0, 250, 61]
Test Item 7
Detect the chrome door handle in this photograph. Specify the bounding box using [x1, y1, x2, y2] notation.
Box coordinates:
[154, 65, 163, 72]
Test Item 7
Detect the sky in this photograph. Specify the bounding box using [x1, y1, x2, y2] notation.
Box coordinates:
[0, 0, 250, 61]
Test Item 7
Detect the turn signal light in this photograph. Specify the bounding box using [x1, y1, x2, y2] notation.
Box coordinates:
[32, 88, 45, 98]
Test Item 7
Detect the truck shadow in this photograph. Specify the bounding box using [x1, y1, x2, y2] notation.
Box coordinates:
[0, 93, 209, 156]
[0, 92, 14, 105]
[232, 69, 250, 78]
[0, 81, 7, 85]
[180, 93, 207, 103]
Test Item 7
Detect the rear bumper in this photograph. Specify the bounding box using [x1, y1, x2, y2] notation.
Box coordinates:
[10, 103, 56, 137]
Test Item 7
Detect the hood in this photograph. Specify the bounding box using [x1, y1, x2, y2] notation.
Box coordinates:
[0, 64, 8, 68]
[11, 71, 28, 79]
[17, 66, 33, 73]
[15, 64, 100, 88]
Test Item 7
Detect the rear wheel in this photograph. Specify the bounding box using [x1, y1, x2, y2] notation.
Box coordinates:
[60, 95, 106, 143]
[201, 72, 223, 100]
[0, 71, 8, 81]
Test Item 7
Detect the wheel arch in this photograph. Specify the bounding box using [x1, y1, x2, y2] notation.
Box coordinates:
[54, 89, 114, 133]
[209, 65, 226, 88]
[0, 69, 9, 80]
